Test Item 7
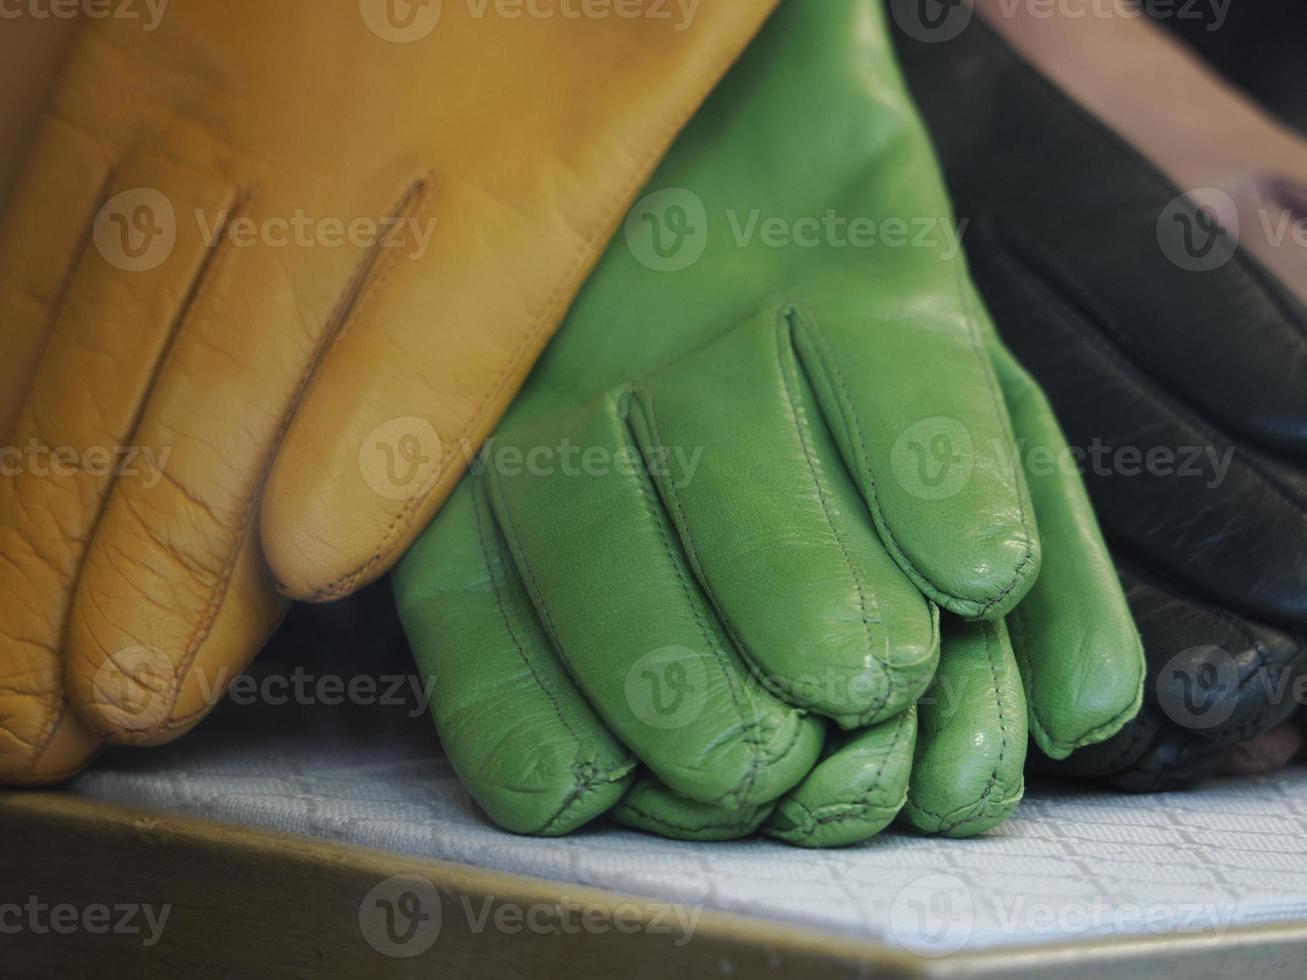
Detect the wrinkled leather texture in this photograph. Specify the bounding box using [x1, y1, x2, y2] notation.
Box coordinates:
[0, 0, 780, 783]
[894, 0, 1307, 790]
[394, 0, 1143, 846]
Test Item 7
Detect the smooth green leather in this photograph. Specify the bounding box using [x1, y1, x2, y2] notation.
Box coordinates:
[394, 0, 1144, 845]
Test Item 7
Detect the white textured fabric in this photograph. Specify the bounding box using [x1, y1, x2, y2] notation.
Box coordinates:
[69, 694, 1307, 955]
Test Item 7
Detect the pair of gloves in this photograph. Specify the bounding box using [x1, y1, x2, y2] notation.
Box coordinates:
[393, 0, 1146, 846]
[893, 0, 1307, 790]
[0, 0, 782, 782]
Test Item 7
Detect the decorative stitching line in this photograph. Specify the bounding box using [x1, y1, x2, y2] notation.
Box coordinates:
[793, 308, 1036, 618]
[775, 315, 896, 727]
[781, 709, 914, 843]
[151, 180, 428, 734]
[908, 623, 1019, 832]
[469, 480, 632, 835]
[620, 388, 783, 809]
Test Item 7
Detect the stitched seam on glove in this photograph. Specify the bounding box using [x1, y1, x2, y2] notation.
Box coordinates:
[908, 623, 1017, 832]
[791, 308, 1037, 619]
[65, 184, 245, 738]
[617, 801, 767, 837]
[618, 386, 801, 806]
[774, 316, 895, 727]
[469, 480, 633, 836]
[780, 710, 914, 842]
[487, 393, 804, 811]
[629, 323, 903, 730]
[148, 182, 425, 733]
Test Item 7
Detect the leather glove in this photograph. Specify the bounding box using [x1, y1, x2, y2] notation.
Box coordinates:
[394, 0, 1144, 845]
[0, 0, 780, 784]
[893, 0, 1307, 790]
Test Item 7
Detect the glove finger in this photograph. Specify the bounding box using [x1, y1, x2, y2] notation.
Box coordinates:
[1086, 711, 1232, 793]
[612, 773, 776, 843]
[992, 343, 1145, 760]
[789, 296, 1040, 622]
[0, 116, 111, 439]
[0, 154, 234, 781]
[260, 1, 784, 604]
[487, 394, 823, 809]
[754, 0, 1039, 622]
[63, 178, 429, 742]
[1125, 562, 1307, 742]
[631, 313, 939, 729]
[1049, 564, 1306, 790]
[901, 617, 1027, 838]
[761, 707, 916, 849]
[394, 480, 634, 837]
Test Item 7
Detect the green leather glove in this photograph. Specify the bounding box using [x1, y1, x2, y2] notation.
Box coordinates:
[394, 0, 1144, 845]
[615, 340, 1143, 846]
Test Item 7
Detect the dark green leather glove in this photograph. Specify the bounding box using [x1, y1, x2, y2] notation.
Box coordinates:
[394, 0, 1144, 846]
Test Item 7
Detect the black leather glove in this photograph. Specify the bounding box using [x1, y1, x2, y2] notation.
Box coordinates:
[891, 0, 1307, 790]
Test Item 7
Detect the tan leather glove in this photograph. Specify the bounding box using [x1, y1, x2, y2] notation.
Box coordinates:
[0, 0, 778, 783]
